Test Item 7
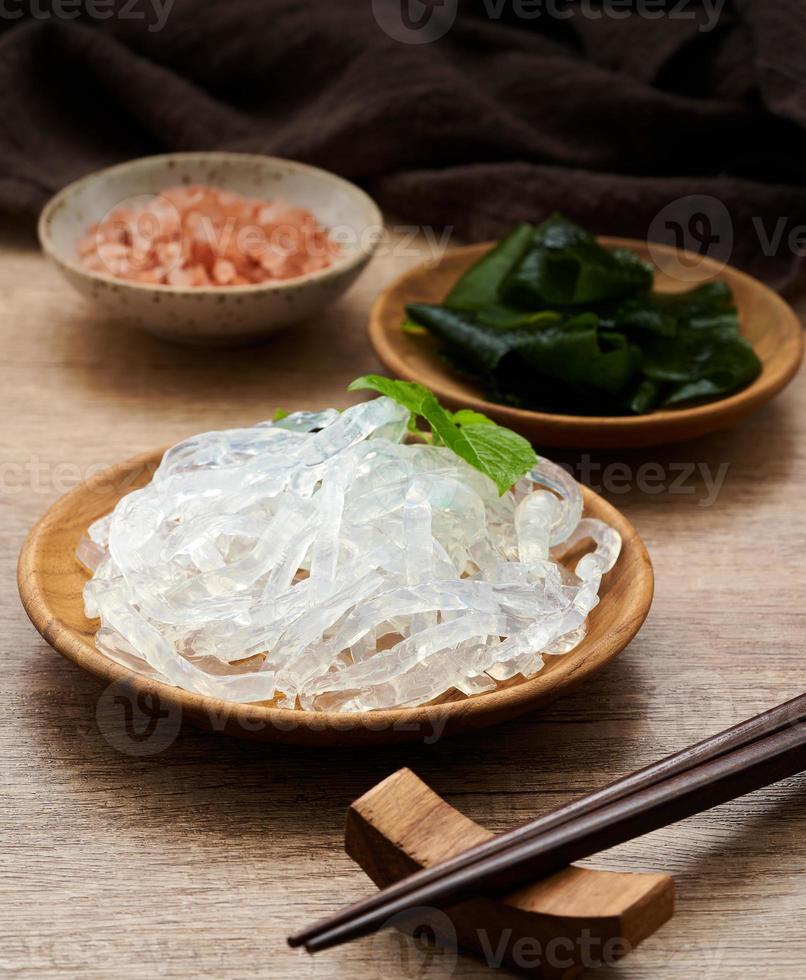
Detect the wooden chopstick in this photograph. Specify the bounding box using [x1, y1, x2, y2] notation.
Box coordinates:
[290, 694, 806, 953]
[303, 721, 806, 952]
[289, 693, 806, 950]
[305, 727, 806, 953]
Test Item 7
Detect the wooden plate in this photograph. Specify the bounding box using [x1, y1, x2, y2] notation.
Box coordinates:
[18, 450, 653, 746]
[369, 239, 803, 449]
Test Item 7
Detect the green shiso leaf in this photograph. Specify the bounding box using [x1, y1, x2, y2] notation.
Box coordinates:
[348, 375, 434, 415]
[348, 375, 537, 495]
[449, 408, 497, 427]
[436, 421, 538, 496]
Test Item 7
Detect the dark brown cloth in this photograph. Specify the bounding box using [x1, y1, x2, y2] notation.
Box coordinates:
[1, 0, 805, 286]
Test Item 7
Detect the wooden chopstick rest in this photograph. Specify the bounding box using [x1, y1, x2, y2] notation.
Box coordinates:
[345, 768, 673, 978]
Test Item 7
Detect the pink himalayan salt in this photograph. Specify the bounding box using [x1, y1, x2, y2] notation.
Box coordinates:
[78, 185, 341, 287]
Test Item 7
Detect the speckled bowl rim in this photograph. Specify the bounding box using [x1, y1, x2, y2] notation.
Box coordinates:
[37, 152, 383, 296]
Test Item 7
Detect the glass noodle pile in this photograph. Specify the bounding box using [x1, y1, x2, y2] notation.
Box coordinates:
[78, 395, 621, 711]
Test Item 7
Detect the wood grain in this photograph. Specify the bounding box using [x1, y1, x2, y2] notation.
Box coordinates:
[17, 451, 653, 746]
[345, 767, 673, 977]
[369, 240, 803, 449]
[3, 219, 806, 978]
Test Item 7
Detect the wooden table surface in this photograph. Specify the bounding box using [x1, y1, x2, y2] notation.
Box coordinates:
[3, 220, 806, 979]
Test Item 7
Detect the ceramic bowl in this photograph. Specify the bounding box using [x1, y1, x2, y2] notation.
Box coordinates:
[38, 152, 382, 345]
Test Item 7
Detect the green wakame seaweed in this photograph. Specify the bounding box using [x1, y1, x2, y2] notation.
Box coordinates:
[405, 214, 761, 416]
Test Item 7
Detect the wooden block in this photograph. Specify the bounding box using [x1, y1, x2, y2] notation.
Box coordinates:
[346, 768, 673, 978]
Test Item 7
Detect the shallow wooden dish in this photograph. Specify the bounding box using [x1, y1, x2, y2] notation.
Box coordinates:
[18, 450, 653, 746]
[370, 239, 803, 449]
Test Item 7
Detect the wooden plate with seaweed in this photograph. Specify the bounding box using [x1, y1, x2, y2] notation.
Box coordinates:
[369, 227, 802, 449]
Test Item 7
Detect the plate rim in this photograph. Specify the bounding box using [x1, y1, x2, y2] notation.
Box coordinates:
[369, 237, 804, 446]
[18, 448, 654, 746]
